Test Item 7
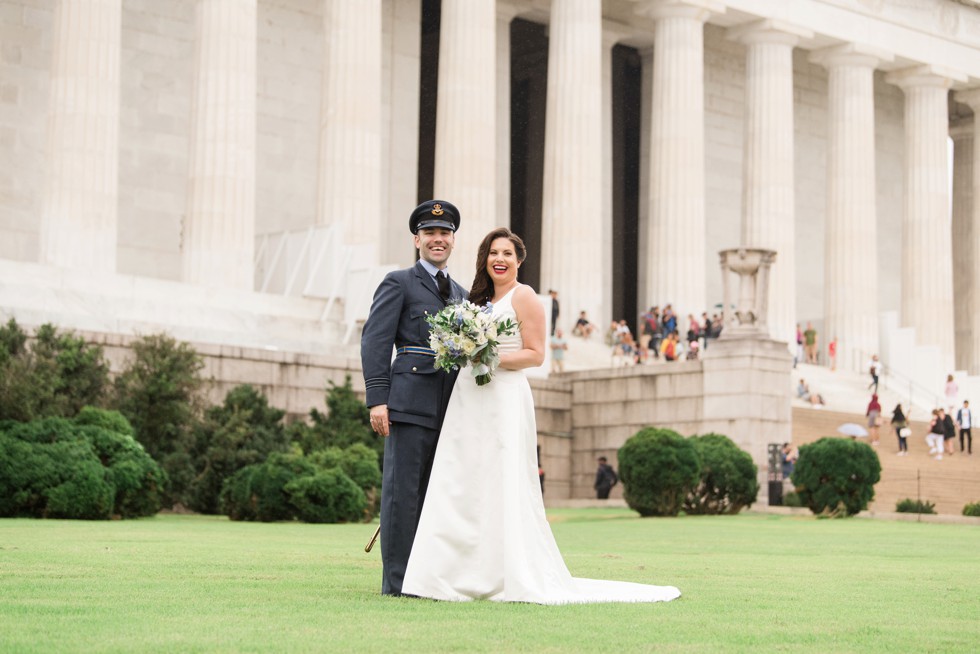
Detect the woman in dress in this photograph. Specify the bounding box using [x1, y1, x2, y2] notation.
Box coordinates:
[890, 404, 908, 455]
[401, 228, 680, 604]
[866, 394, 882, 446]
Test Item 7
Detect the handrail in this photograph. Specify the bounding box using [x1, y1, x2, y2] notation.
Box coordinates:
[849, 346, 941, 418]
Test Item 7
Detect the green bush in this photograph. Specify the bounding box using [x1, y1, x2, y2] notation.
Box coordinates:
[782, 491, 803, 507]
[618, 427, 701, 517]
[221, 452, 317, 522]
[790, 437, 881, 517]
[895, 498, 936, 514]
[285, 469, 366, 524]
[308, 443, 382, 517]
[962, 502, 980, 517]
[112, 334, 207, 504]
[0, 411, 165, 520]
[75, 408, 167, 518]
[185, 385, 291, 514]
[292, 376, 380, 465]
[683, 433, 758, 515]
[0, 320, 110, 422]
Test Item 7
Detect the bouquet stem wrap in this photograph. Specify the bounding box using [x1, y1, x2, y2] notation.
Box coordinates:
[427, 301, 519, 386]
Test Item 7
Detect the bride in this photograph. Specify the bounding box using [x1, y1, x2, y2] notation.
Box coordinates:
[401, 227, 680, 604]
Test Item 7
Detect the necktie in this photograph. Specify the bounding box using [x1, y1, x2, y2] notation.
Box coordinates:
[436, 270, 451, 303]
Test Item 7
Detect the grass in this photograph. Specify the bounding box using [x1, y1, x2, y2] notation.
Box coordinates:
[1, 509, 978, 653]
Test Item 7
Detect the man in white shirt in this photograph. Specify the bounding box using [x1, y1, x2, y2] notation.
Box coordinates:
[956, 400, 972, 455]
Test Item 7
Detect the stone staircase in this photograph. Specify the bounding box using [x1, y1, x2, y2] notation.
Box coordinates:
[791, 406, 980, 515]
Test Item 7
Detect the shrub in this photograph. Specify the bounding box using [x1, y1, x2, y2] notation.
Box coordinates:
[285, 469, 366, 524]
[112, 334, 207, 504]
[895, 498, 936, 514]
[683, 433, 758, 515]
[618, 427, 701, 517]
[782, 491, 803, 508]
[292, 376, 380, 465]
[220, 452, 317, 522]
[0, 320, 110, 422]
[185, 385, 291, 514]
[962, 502, 980, 517]
[0, 411, 165, 519]
[790, 437, 881, 517]
[308, 443, 382, 517]
[75, 407, 167, 518]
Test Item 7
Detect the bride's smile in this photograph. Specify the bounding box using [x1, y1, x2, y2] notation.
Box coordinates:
[486, 237, 520, 289]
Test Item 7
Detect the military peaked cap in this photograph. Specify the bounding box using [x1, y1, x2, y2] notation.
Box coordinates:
[409, 200, 460, 234]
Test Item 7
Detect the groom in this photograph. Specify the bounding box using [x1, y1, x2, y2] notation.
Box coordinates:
[361, 199, 466, 596]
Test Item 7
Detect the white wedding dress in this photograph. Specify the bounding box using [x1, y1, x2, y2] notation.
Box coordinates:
[402, 286, 680, 604]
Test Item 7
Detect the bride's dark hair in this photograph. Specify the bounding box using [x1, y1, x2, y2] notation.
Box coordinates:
[468, 227, 527, 305]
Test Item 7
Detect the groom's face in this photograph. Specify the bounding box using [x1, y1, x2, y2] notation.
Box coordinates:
[415, 227, 455, 268]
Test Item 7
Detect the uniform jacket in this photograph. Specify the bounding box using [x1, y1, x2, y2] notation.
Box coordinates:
[361, 261, 466, 429]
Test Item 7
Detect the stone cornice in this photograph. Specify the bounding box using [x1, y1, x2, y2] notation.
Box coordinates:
[886, 64, 969, 89]
[809, 43, 892, 69]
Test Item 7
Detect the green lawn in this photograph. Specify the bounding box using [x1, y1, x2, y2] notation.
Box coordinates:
[1, 510, 977, 653]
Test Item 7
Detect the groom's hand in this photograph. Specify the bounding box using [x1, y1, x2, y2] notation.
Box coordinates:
[370, 405, 391, 437]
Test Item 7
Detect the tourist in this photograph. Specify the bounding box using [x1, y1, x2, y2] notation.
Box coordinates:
[594, 456, 619, 500]
[828, 336, 837, 371]
[943, 406, 957, 455]
[945, 374, 958, 414]
[550, 328, 568, 374]
[866, 394, 882, 447]
[797, 378, 825, 407]
[956, 400, 972, 455]
[926, 409, 945, 459]
[803, 322, 818, 364]
[890, 404, 909, 455]
[572, 310, 595, 338]
[867, 354, 881, 393]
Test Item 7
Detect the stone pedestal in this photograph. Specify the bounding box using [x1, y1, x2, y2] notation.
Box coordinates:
[717, 247, 777, 340]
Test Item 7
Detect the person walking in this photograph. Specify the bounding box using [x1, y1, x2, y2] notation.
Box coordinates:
[360, 200, 467, 596]
[943, 406, 957, 456]
[866, 394, 882, 447]
[956, 400, 972, 455]
[890, 404, 909, 455]
[926, 409, 946, 459]
[867, 354, 881, 393]
[594, 456, 619, 499]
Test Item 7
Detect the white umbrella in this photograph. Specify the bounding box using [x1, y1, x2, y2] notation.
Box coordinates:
[836, 423, 868, 438]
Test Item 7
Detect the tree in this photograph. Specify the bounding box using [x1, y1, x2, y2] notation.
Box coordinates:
[790, 437, 881, 517]
[292, 375, 380, 465]
[112, 334, 207, 504]
[185, 385, 291, 514]
[618, 427, 701, 517]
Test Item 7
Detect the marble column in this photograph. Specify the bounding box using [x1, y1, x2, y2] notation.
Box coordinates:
[39, 0, 122, 273]
[184, 0, 256, 289]
[954, 88, 980, 374]
[636, 0, 722, 325]
[433, 0, 496, 286]
[886, 65, 966, 366]
[812, 44, 890, 372]
[637, 46, 654, 314]
[729, 20, 811, 348]
[317, 0, 382, 260]
[540, 0, 602, 327]
[496, 4, 520, 229]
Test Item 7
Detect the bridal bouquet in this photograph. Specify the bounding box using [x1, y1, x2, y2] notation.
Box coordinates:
[427, 301, 519, 386]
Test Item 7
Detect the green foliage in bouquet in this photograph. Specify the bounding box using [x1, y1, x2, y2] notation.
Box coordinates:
[683, 433, 759, 515]
[618, 427, 701, 517]
[790, 437, 881, 517]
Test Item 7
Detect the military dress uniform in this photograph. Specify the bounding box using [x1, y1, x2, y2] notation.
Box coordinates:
[360, 200, 466, 596]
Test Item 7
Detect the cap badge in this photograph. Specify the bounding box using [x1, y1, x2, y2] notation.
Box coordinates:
[431, 203, 444, 216]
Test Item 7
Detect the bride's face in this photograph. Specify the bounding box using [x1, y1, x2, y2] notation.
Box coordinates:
[486, 237, 520, 285]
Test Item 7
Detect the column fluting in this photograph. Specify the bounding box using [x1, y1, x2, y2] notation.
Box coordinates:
[184, 0, 256, 289]
[887, 65, 964, 367]
[433, 0, 496, 285]
[638, 0, 720, 325]
[40, 0, 122, 273]
[731, 20, 810, 348]
[540, 0, 603, 327]
[812, 45, 889, 372]
[954, 88, 980, 374]
[318, 0, 382, 256]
